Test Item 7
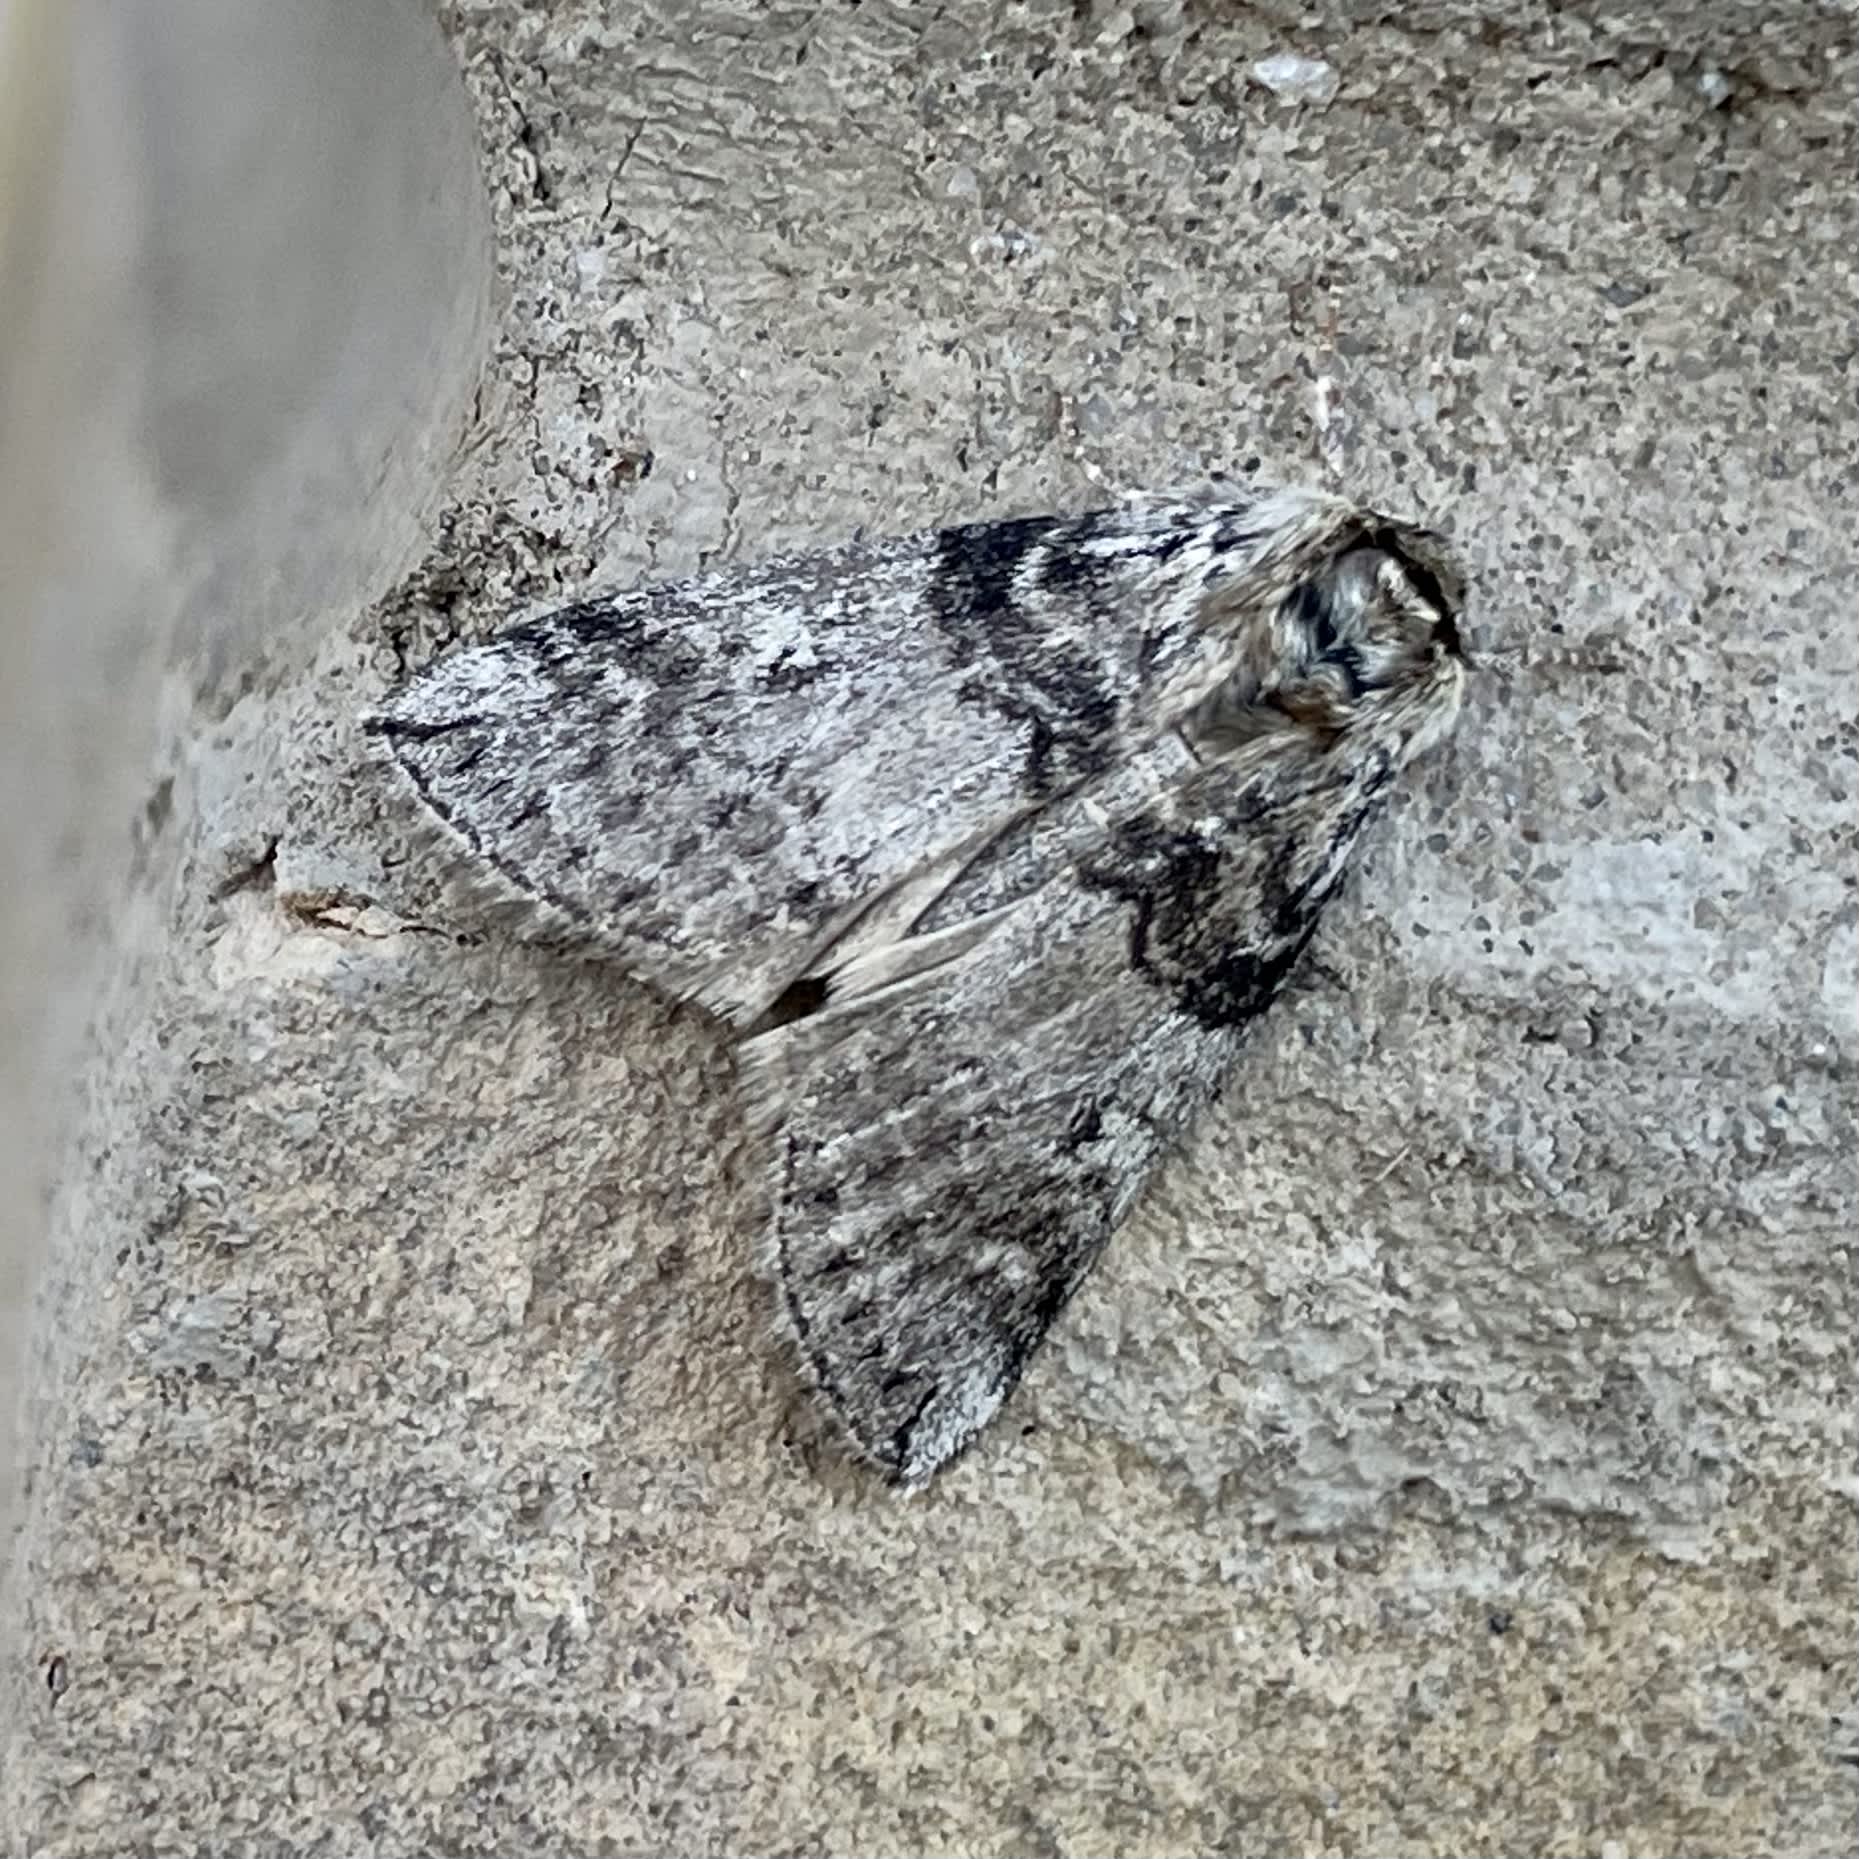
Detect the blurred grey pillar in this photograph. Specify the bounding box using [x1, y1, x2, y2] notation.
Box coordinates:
[0, 0, 492, 1534]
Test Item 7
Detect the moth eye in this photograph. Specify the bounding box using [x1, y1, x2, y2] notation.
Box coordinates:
[1324, 548, 1391, 621]
[1288, 548, 1385, 658]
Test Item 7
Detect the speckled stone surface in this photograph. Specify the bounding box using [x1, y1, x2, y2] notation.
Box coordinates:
[4, 2, 1854, 1852]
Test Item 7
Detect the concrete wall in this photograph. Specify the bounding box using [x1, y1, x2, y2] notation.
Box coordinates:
[3, 2, 1852, 1851]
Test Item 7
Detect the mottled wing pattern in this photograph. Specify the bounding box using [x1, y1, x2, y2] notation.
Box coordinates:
[370, 488, 1466, 1484]
[743, 728, 1402, 1485]
[365, 494, 1349, 1023]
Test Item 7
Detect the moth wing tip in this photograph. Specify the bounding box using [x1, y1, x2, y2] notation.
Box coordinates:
[733, 1042, 797, 1149]
[356, 695, 405, 743]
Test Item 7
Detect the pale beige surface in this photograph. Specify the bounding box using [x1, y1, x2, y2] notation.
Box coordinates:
[3, 2, 1854, 1853]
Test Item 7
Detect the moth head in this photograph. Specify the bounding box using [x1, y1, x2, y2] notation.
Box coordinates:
[1193, 521, 1467, 761]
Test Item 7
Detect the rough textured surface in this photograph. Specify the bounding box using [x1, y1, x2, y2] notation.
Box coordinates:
[4, 1, 1854, 1853]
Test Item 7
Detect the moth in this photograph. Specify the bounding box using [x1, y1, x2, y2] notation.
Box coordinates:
[366, 487, 1467, 1486]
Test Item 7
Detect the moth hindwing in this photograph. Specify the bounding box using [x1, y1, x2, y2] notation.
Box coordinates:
[367, 487, 1467, 1486]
